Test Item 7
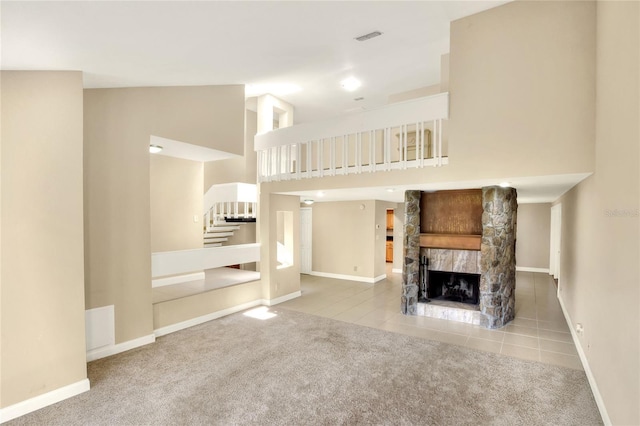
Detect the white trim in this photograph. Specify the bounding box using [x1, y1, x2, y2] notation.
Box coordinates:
[558, 295, 610, 425]
[310, 271, 386, 283]
[86, 334, 156, 362]
[154, 292, 302, 337]
[392, 268, 403, 274]
[263, 291, 301, 306]
[154, 300, 263, 337]
[515, 266, 550, 273]
[0, 379, 90, 424]
[373, 274, 386, 283]
[152, 272, 205, 288]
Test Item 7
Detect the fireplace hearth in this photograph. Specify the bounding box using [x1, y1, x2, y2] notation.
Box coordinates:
[427, 271, 480, 305]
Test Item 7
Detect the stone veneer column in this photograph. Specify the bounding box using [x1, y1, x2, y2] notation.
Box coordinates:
[402, 190, 421, 315]
[480, 186, 518, 328]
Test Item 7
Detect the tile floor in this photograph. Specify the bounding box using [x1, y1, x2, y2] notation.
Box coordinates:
[278, 265, 583, 370]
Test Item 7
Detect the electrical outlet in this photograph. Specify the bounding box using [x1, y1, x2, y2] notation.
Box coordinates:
[576, 323, 584, 335]
[353, 266, 358, 272]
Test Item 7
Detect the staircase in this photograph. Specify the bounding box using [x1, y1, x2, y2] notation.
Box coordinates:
[203, 183, 257, 248]
[203, 224, 240, 247]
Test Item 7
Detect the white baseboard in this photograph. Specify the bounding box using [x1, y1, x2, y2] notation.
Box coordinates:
[0, 378, 90, 424]
[263, 291, 301, 306]
[310, 271, 385, 283]
[516, 266, 550, 273]
[557, 295, 610, 425]
[154, 299, 263, 337]
[392, 268, 403, 274]
[152, 272, 205, 288]
[86, 334, 156, 362]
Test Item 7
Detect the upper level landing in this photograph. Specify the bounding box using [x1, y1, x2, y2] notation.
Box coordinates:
[254, 93, 449, 183]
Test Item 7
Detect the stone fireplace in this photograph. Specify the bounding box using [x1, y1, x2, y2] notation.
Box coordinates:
[402, 186, 517, 329]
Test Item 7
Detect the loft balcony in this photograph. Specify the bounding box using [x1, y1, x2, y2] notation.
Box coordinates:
[254, 93, 449, 183]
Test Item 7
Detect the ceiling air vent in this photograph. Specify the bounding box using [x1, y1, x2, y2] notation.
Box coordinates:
[355, 31, 382, 42]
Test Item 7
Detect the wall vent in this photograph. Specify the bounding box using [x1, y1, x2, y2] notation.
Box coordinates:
[355, 31, 382, 42]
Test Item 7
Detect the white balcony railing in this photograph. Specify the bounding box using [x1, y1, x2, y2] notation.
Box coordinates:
[254, 93, 449, 183]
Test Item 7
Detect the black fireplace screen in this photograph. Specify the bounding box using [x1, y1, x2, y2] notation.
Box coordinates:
[427, 270, 480, 305]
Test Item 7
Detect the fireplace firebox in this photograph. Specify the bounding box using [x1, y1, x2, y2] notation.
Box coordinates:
[427, 271, 480, 305]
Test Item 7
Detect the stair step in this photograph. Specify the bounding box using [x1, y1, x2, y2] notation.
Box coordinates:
[204, 231, 235, 238]
[204, 242, 222, 247]
[203, 237, 228, 243]
[207, 225, 241, 232]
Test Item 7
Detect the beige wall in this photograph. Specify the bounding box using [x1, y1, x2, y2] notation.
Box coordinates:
[148, 85, 244, 154]
[515, 203, 551, 270]
[388, 84, 441, 104]
[1, 71, 87, 407]
[449, 0, 596, 180]
[258, 193, 300, 300]
[309, 201, 376, 279]
[225, 223, 256, 247]
[555, 2, 639, 424]
[84, 85, 244, 345]
[150, 155, 203, 252]
[153, 281, 262, 329]
[204, 109, 258, 191]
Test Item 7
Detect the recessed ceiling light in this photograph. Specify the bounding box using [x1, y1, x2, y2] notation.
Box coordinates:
[149, 145, 163, 154]
[499, 182, 511, 188]
[340, 77, 361, 92]
[386, 188, 395, 192]
[355, 31, 382, 42]
[303, 199, 314, 205]
[316, 191, 325, 197]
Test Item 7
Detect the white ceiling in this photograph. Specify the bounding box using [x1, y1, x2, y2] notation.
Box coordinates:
[281, 173, 593, 205]
[1, 0, 509, 124]
[3, 1, 585, 203]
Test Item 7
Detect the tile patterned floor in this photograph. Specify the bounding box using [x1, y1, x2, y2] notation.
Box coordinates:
[279, 267, 583, 370]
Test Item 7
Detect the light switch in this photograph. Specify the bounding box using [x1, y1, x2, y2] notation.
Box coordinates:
[193, 215, 199, 223]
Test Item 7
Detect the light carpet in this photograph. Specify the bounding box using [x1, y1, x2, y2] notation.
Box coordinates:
[9, 307, 601, 425]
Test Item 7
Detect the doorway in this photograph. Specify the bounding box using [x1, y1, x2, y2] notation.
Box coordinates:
[300, 207, 312, 274]
[386, 209, 394, 263]
[549, 203, 562, 282]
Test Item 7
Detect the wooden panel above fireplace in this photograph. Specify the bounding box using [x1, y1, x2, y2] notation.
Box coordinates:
[419, 189, 482, 250]
[420, 189, 482, 234]
[419, 233, 481, 250]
